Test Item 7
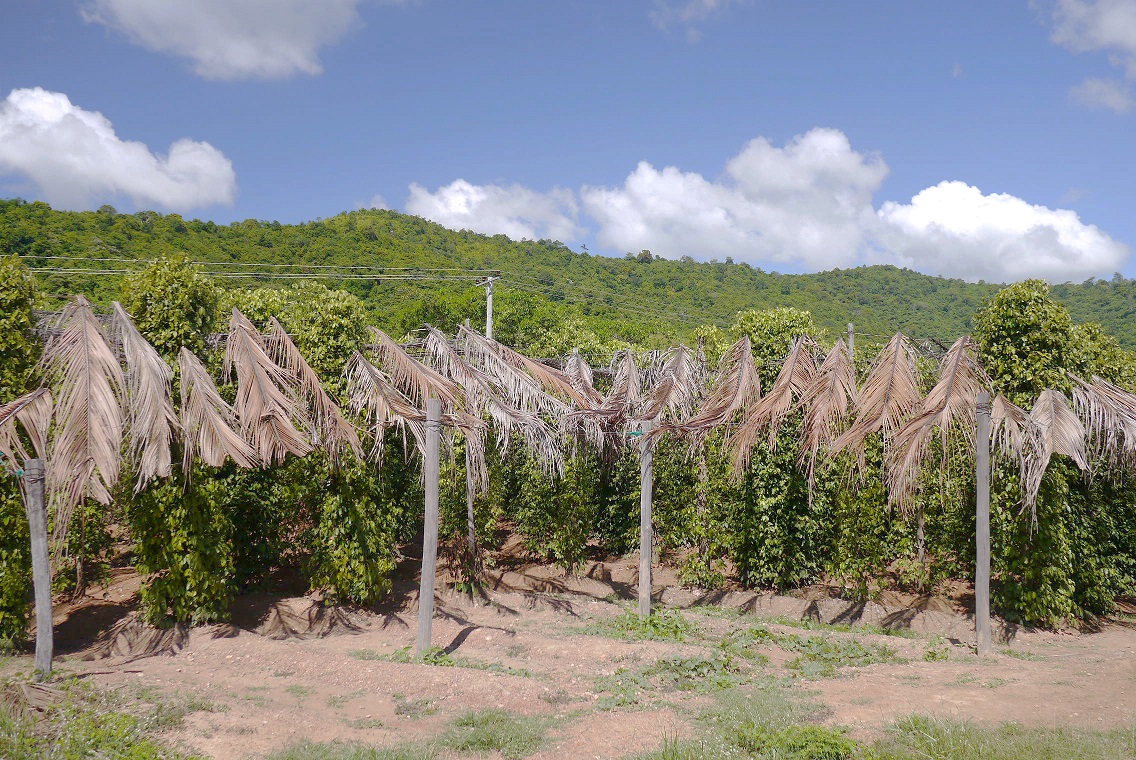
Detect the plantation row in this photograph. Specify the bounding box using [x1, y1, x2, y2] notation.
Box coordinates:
[2, 253, 1136, 644]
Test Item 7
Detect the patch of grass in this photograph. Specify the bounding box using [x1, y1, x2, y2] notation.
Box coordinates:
[436, 708, 551, 759]
[754, 614, 922, 639]
[343, 717, 385, 730]
[505, 643, 528, 658]
[641, 683, 849, 758]
[718, 626, 777, 663]
[540, 687, 575, 706]
[0, 678, 196, 759]
[272, 669, 296, 677]
[328, 689, 367, 709]
[715, 624, 902, 678]
[377, 646, 534, 677]
[1000, 648, 1042, 661]
[923, 636, 950, 662]
[349, 648, 385, 661]
[777, 632, 903, 679]
[735, 723, 858, 759]
[584, 608, 698, 643]
[392, 693, 435, 718]
[286, 684, 314, 700]
[867, 715, 1136, 759]
[595, 652, 751, 708]
[269, 742, 433, 759]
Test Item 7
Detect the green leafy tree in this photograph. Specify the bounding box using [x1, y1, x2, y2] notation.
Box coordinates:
[975, 280, 1136, 625]
[0, 256, 39, 643]
[121, 255, 219, 359]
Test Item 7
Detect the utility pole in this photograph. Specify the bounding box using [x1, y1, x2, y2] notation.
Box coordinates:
[479, 276, 500, 340]
[847, 323, 854, 359]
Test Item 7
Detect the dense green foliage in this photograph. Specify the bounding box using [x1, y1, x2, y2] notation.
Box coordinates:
[0, 255, 39, 643]
[975, 281, 1136, 625]
[4, 202, 1136, 637]
[7, 198, 1136, 350]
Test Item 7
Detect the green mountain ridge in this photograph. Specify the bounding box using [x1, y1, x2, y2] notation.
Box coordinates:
[4, 197, 1136, 349]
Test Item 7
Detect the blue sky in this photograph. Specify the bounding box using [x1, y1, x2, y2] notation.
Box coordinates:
[2, 1, 1135, 283]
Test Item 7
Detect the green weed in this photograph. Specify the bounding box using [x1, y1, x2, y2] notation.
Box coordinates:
[584, 608, 698, 643]
[866, 715, 1136, 759]
[437, 709, 551, 759]
[595, 652, 750, 708]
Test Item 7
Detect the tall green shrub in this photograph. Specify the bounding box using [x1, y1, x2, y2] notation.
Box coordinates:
[0, 255, 39, 643]
[975, 280, 1136, 624]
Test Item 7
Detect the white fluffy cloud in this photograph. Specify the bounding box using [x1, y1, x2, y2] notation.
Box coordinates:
[876, 181, 1128, 282]
[405, 179, 581, 242]
[81, 0, 365, 80]
[581, 128, 888, 269]
[1050, 0, 1136, 110]
[0, 87, 236, 211]
[410, 129, 1128, 283]
[1070, 77, 1135, 111]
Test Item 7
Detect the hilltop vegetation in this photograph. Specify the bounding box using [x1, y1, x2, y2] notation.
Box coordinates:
[4, 198, 1136, 350]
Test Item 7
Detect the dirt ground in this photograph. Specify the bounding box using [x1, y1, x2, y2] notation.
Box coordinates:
[6, 554, 1136, 759]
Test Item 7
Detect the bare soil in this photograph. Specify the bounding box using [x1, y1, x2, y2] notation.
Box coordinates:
[6, 553, 1136, 759]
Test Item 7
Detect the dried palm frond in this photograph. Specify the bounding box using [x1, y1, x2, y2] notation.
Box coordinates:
[41, 296, 125, 547]
[991, 394, 1046, 510]
[565, 349, 602, 406]
[1031, 388, 1088, 472]
[638, 344, 703, 424]
[224, 309, 312, 466]
[458, 325, 587, 408]
[796, 338, 858, 481]
[111, 303, 178, 492]
[370, 326, 461, 408]
[1072, 375, 1136, 470]
[265, 318, 362, 467]
[887, 336, 988, 513]
[0, 388, 53, 467]
[424, 327, 562, 475]
[345, 351, 427, 459]
[830, 333, 921, 461]
[730, 336, 818, 471]
[566, 348, 642, 448]
[178, 347, 257, 472]
[662, 336, 761, 447]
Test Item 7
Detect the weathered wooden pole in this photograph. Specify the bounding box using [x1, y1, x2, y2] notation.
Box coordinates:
[975, 391, 993, 656]
[464, 445, 477, 563]
[416, 398, 442, 658]
[846, 323, 854, 358]
[638, 419, 656, 617]
[23, 459, 52, 679]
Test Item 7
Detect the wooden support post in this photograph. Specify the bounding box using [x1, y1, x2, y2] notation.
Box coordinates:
[975, 392, 993, 656]
[23, 459, 52, 680]
[465, 444, 476, 565]
[638, 419, 656, 618]
[416, 398, 442, 658]
[847, 323, 854, 358]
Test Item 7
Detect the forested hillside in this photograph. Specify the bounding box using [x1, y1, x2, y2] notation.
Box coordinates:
[4, 198, 1136, 349]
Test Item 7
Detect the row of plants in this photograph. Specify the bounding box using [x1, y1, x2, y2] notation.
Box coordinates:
[2, 253, 1135, 645]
